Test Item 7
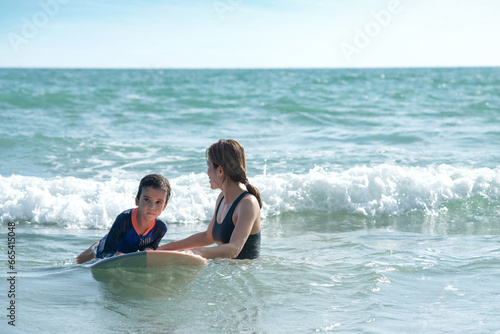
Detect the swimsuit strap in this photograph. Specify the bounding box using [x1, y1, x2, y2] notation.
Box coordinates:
[215, 191, 250, 224]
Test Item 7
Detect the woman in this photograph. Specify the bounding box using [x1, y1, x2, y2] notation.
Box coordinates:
[158, 139, 261, 259]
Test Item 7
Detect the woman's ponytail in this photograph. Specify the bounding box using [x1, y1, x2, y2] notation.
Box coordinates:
[244, 181, 262, 209]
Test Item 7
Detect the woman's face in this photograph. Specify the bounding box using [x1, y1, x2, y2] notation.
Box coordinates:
[207, 160, 223, 189]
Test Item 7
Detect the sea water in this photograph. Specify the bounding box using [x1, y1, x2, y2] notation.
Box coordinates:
[0, 68, 499, 333]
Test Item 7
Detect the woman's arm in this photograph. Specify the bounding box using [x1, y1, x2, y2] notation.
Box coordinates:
[157, 229, 214, 251]
[157, 194, 221, 251]
[190, 195, 260, 259]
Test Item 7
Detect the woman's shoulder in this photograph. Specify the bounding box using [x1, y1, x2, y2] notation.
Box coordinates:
[239, 192, 260, 209]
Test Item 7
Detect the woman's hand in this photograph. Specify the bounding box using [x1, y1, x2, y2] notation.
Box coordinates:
[181, 249, 206, 259]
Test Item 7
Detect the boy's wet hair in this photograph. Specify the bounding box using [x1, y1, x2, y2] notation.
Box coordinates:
[136, 174, 171, 203]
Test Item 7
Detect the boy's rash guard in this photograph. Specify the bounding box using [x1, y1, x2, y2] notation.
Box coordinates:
[96, 208, 167, 258]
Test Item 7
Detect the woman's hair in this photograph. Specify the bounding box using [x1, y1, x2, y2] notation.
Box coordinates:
[136, 173, 171, 204]
[206, 139, 262, 208]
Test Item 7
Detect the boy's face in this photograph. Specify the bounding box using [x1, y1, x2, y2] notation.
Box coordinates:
[135, 186, 168, 220]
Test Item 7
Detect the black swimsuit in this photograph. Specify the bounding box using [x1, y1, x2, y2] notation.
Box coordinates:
[212, 191, 261, 259]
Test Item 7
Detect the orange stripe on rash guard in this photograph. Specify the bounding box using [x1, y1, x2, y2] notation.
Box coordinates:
[131, 207, 156, 236]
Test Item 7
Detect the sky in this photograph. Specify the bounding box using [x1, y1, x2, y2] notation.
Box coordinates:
[0, 0, 499, 69]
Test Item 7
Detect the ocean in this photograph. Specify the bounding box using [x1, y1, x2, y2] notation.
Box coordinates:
[1, 67, 499, 333]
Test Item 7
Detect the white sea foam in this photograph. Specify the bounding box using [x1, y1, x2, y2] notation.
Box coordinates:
[256, 164, 500, 217]
[1, 165, 499, 229]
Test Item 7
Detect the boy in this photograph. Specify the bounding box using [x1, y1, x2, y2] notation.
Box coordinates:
[76, 174, 171, 264]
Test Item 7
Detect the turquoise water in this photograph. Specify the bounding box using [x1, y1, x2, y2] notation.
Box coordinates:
[1, 68, 500, 333]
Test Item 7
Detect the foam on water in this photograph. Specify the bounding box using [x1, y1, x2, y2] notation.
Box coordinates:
[1, 164, 499, 228]
[257, 164, 500, 217]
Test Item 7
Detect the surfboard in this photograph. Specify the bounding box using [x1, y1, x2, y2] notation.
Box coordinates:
[91, 250, 207, 270]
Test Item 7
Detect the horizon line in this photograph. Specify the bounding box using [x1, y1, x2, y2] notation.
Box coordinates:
[1, 65, 499, 71]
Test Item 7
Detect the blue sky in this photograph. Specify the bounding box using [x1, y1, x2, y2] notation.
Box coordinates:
[1, 0, 499, 68]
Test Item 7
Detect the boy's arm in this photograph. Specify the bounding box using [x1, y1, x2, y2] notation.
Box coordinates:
[99, 212, 128, 258]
